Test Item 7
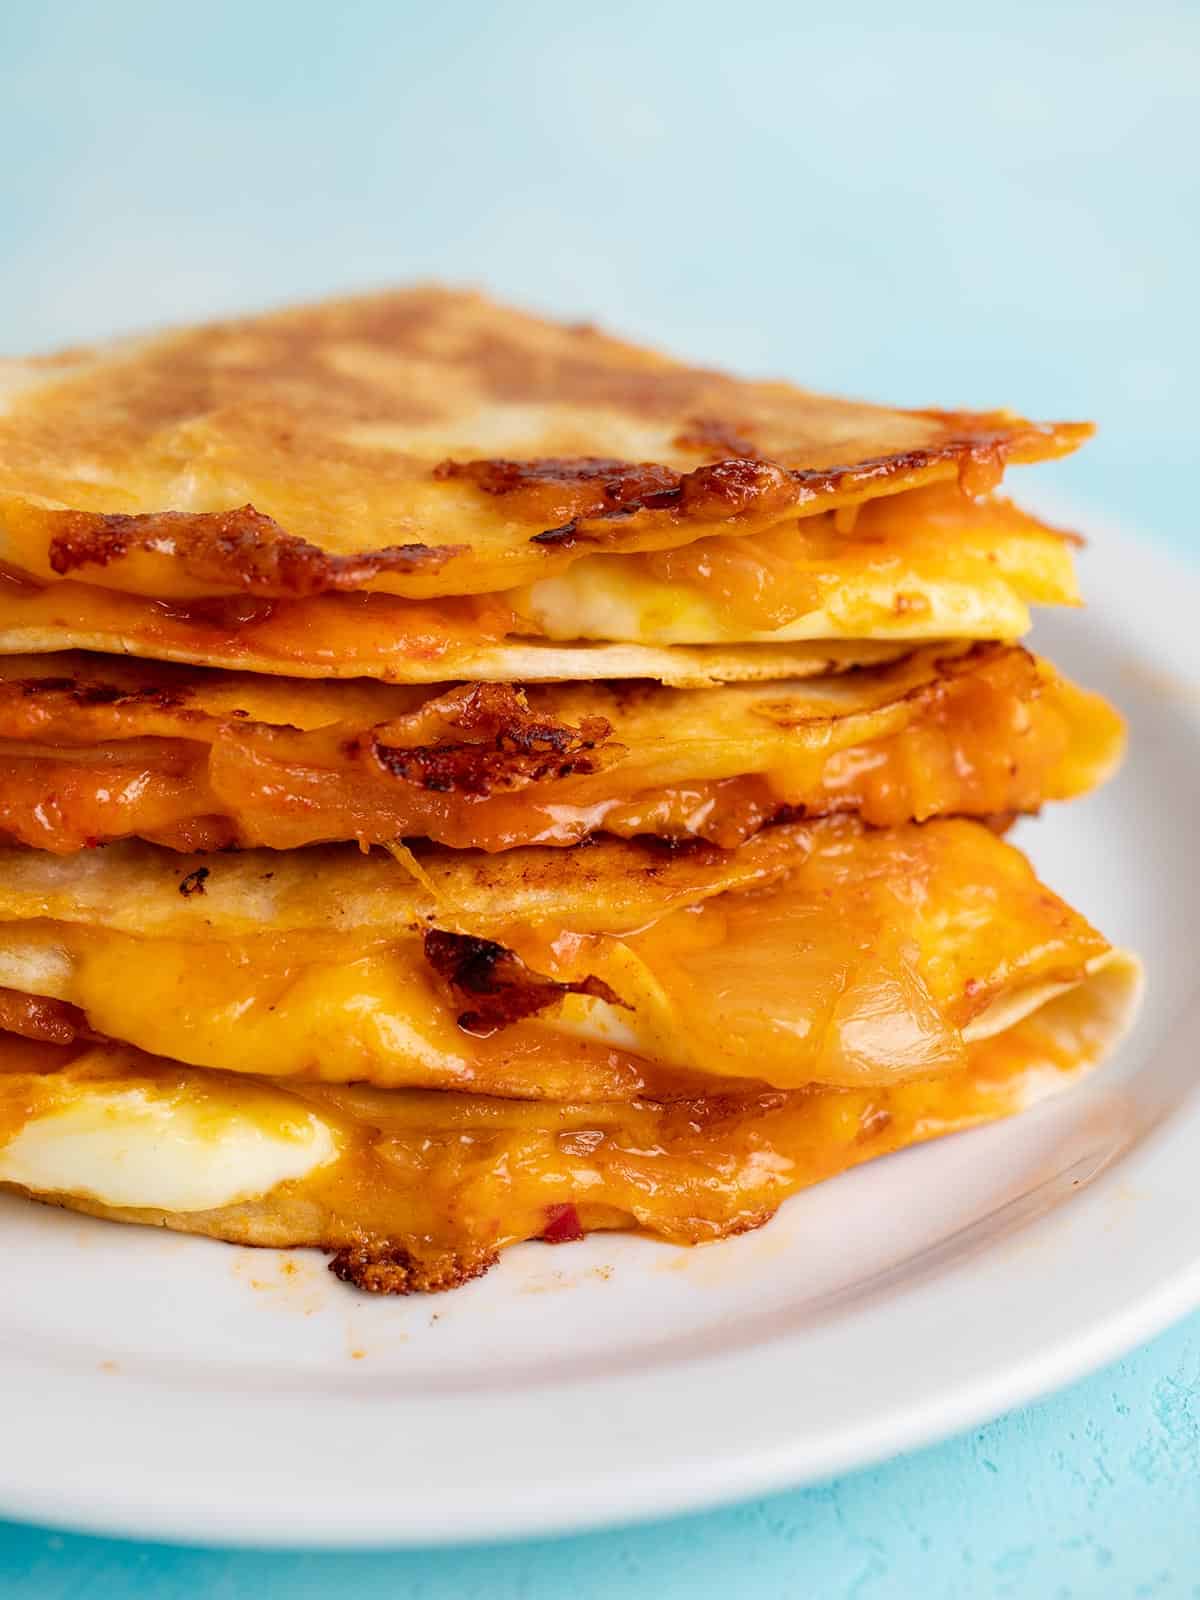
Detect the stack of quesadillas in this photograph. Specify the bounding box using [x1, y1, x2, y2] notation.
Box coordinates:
[0, 290, 1139, 1293]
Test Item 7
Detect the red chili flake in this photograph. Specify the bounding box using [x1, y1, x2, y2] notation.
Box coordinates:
[541, 1203, 584, 1245]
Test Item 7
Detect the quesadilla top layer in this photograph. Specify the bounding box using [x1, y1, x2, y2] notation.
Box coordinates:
[0, 287, 1087, 602]
[0, 291, 1088, 678]
[0, 815, 1125, 1098]
[0, 645, 1124, 853]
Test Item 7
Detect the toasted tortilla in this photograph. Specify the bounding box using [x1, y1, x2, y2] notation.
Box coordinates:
[0, 644, 1125, 852]
[0, 816, 1122, 1096]
[0, 287, 1088, 606]
[0, 947, 1142, 1293]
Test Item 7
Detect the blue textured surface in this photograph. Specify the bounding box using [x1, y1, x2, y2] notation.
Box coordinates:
[1, 1, 1198, 1593]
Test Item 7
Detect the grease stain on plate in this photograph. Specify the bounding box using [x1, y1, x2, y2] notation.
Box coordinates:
[231, 1249, 330, 1315]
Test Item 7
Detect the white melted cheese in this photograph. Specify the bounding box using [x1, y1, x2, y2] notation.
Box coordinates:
[0, 1082, 339, 1212]
[518, 564, 1029, 645]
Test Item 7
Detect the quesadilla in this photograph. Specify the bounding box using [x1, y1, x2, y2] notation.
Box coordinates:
[0, 291, 1086, 681]
[0, 643, 1122, 852]
[0, 945, 1141, 1291]
[0, 816, 1129, 1098]
[0, 286, 1141, 1298]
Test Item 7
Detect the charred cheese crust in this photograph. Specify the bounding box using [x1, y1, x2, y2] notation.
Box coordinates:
[0, 818, 1115, 1095]
[0, 644, 1124, 852]
[0, 949, 1141, 1293]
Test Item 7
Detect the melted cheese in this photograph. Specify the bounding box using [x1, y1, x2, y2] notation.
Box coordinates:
[0, 574, 910, 686]
[517, 486, 1078, 644]
[0, 1075, 338, 1211]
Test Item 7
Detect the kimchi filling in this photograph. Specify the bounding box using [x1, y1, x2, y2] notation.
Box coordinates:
[0, 649, 1096, 853]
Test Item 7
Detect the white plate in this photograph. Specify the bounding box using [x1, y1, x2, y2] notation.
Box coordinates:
[3, 518, 1200, 1549]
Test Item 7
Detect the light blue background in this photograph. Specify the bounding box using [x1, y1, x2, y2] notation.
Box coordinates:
[1, 2, 1198, 1593]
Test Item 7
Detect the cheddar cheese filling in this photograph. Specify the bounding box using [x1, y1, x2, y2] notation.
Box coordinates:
[516, 485, 1079, 646]
[0, 569, 916, 686]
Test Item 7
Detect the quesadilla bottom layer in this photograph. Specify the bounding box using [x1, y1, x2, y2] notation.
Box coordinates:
[0, 951, 1139, 1293]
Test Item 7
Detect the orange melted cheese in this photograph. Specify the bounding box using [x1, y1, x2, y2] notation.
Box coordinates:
[0, 566, 519, 678]
[533, 484, 1080, 640]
